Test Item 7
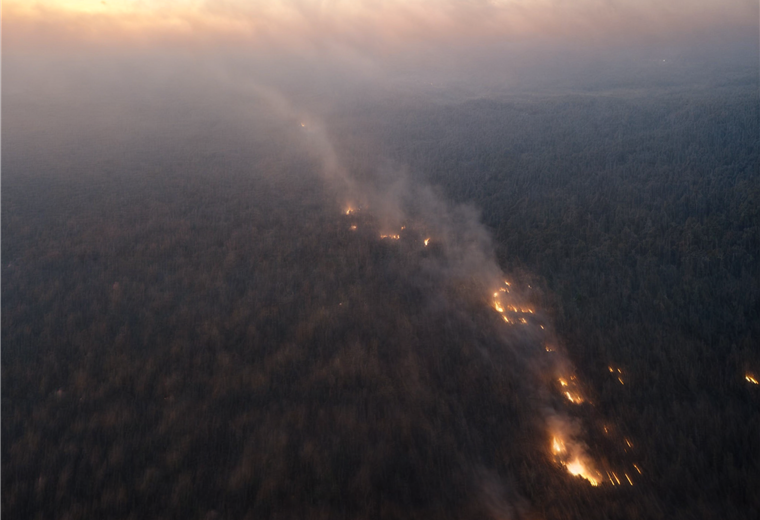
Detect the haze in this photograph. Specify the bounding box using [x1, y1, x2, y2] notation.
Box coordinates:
[3, 1, 759, 519]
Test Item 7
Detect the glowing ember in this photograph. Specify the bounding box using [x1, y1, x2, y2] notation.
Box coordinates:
[608, 367, 614, 372]
[746, 375, 759, 385]
[424, 238, 430, 246]
[618, 377, 624, 385]
[564, 392, 583, 404]
[633, 464, 642, 474]
[300, 122, 306, 127]
[625, 474, 633, 485]
[625, 438, 633, 448]
[552, 437, 566, 454]
[565, 459, 599, 486]
[379, 234, 400, 240]
[345, 207, 354, 215]
[349, 225, 357, 231]
[558, 378, 568, 387]
[493, 302, 505, 313]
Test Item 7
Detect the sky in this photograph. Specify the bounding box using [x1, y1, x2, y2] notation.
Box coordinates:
[5, 0, 758, 55]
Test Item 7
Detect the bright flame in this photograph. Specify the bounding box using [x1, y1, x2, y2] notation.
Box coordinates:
[746, 375, 759, 384]
[564, 392, 583, 404]
[558, 378, 568, 387]
[493, 302, 504, 313]
[565, 459, 599, 486]
[345, 207, 354, 215]
[552, 437, 565, 454]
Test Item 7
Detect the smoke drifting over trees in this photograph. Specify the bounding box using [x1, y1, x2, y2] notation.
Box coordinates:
[3, 8, 759, 519]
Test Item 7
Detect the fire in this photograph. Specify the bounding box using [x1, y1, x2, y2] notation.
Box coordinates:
[746, 375, 759, 385]
[552, 437, 565, 454]
[300, 122, 306, 127]
[345, 207, 354, 215]
[565, 459, 599, 486]
[564, 392, 583, 404]
[493, 302, 505, 313]
[633, 464, 642, 474]
[349, 225, 357, 231]
[558, 378, 568, 387]
[625, 474, 633, 485]
[424, 238, 430, 246]
[379, 234, 400, 240]
[618, 377, 624, 385]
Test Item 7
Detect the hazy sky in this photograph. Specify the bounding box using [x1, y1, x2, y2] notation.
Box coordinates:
[6, 0, 757, 54]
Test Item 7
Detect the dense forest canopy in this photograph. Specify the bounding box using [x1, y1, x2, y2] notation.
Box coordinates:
[3, 23, 760, 520]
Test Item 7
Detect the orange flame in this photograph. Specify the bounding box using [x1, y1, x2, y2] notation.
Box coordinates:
[565, 459, 599, 486]
[746, 375, 759, 385]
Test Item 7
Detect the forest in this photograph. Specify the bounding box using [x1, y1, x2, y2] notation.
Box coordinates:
[3, 57, 759, 519]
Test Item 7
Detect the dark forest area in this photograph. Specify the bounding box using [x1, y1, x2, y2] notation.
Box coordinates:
[3, 67, 759, 519]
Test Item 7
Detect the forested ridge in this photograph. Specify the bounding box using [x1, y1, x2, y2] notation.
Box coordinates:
[3, 78, 759, 519]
